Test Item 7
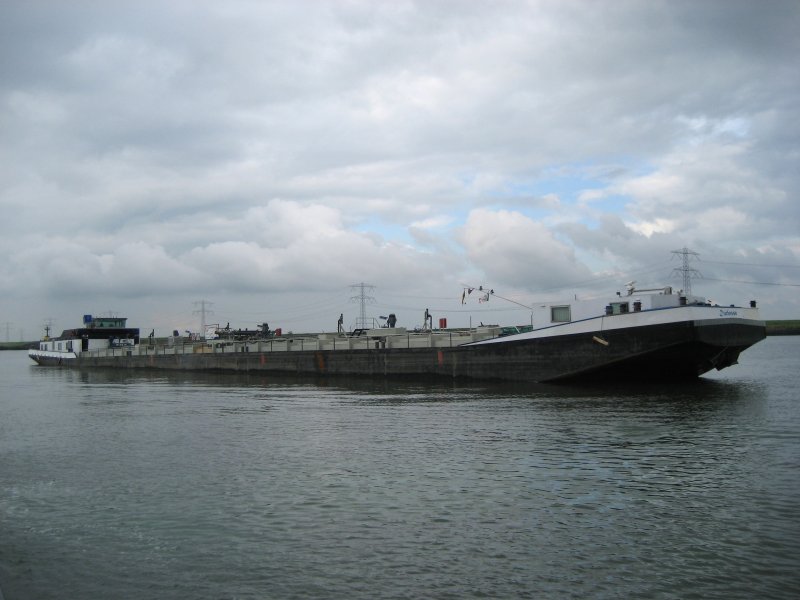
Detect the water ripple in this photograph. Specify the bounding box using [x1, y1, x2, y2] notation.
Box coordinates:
[2, 340, 799, 599]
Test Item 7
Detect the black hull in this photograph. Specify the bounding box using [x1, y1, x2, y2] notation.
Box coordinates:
[31, 318, 766, 383]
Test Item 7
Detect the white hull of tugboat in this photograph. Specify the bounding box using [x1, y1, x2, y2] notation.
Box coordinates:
[28, 350, 79, 364]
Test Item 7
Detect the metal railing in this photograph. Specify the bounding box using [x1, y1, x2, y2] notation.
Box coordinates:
[83, 330, 499, 358]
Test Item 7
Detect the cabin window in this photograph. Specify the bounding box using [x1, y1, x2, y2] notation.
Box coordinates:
[610, 302, 630, 315]
[551, 305, 571, 323]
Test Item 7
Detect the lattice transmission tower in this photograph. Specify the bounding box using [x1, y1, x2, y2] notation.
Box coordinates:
[193, 299, 214, 338]
[671, 247, 702, 294]
[349, 283, 375, 329]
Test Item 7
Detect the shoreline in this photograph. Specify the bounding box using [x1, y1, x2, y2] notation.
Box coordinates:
[765, 320, 800, 336]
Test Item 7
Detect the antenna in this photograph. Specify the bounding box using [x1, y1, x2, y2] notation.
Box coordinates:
[460, 284, 533, 310]
[671, 247, 702, 294]
[193, 300, 214, 338]
[349, 282, 375, 329]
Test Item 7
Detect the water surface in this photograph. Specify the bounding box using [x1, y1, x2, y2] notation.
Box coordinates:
[1, 338, 798, 598]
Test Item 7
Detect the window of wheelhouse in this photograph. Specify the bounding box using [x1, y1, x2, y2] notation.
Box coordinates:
[610, 302, 630, 315]
[550, 305, 571, 323]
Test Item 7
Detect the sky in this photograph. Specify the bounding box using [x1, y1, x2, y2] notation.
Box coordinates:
[1, 0, 799, 339]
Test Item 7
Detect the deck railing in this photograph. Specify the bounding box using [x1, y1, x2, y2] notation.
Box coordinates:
[83, 330, 499, 359]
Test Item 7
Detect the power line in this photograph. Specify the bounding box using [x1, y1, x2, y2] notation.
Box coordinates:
[702, 260, 800, 269]
[528, 261, 674, 294]
[373, 301, 526, 313]
[701, 277, 800, 287]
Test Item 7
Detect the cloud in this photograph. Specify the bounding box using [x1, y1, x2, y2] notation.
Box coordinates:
[1, 0, 799, 333]
[461, 209, 593, 291]
[1, 200, 448, 301]
[7, 238, 205, 296]
[615, 140, 795, 246]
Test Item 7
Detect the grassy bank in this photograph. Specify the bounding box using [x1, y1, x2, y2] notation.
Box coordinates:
[766, 320, 800, 336]
[0, 341, 38, 350]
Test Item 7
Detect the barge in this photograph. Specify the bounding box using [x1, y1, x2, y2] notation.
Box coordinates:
[29, 285, 766, 382]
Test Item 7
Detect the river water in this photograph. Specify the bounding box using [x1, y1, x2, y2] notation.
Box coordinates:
[1, 337, 798, 599]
